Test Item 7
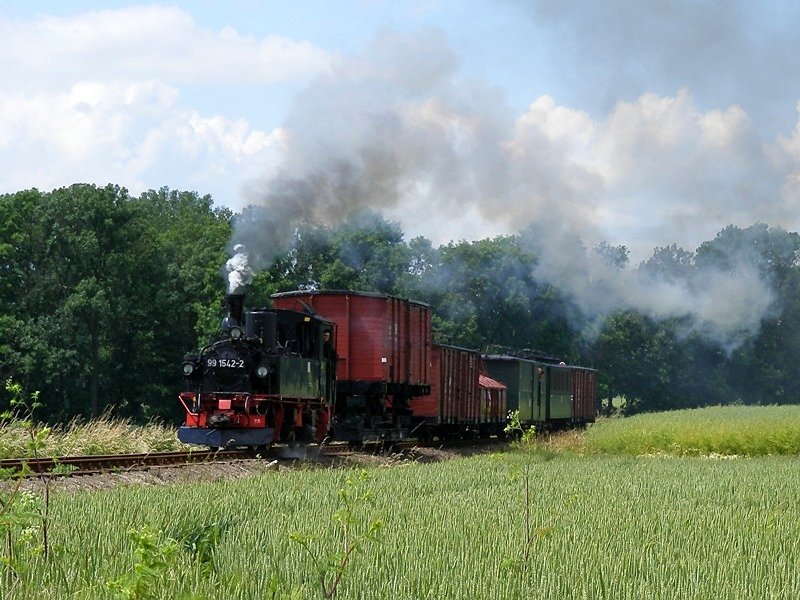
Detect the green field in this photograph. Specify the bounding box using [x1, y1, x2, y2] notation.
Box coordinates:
[3, 406, 800, 599]
[3, 451, 798, 599]
[585, 405, 800, 456]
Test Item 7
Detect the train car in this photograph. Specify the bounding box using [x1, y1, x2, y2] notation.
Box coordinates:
[411, 345, 508, 439]
[483, 355, 596, 428]
[177, 294, 337, 448]
[483, 356, 535, 422]
[435, 344, 481, 428]
[271, 290, 431, 441]
[410, 344, 478, 438]
[571, 366, 598, 424]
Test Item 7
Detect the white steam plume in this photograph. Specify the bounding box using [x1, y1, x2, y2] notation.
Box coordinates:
[224, 243, 253, 294]
[523, 220, 777, 350]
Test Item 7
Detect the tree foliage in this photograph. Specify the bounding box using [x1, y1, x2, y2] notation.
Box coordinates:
[2, 184, 800, 422]
[0, 185, 231, 422]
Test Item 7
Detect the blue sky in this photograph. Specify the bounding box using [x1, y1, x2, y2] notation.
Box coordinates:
[2, 1, 800, 262]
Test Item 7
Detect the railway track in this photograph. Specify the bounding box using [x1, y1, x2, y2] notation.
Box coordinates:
[0, 445, 355, 477]
[0, 438, 504, 478]
[0, 449, 258, 477]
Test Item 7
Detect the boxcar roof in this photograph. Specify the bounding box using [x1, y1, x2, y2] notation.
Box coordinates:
[249, 306, 333, 324]
[483, 354, 536, 363]
[271, 289, 430, 308]
[434, 342, 480, 354]
[483, 354, 597, 372]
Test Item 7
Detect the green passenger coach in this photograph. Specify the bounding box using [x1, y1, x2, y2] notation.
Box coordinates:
[483, 355, 595, 427]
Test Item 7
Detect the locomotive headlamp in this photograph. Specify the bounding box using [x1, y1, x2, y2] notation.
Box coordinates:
[230, 326, 243, 341]
[182, 361, 195, 376]
[256, 365, 270, 378]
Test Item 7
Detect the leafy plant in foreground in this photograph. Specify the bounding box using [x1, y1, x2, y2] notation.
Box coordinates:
[502, 410, 537, 570]
[109, 520, 233, 599]
[107, 525, 180, 600]
[290, 469, 384, 599]
[502, 410, 577, 573]
[0, 379, 52, 587]
[173, 520, 229, 575]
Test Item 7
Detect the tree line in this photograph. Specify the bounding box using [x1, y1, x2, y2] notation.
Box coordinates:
[2, 184, 799, 423]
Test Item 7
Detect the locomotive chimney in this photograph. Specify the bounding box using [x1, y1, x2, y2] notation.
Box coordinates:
[221, 293, 245, 331]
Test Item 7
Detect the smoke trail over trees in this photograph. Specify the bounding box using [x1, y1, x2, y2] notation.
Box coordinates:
[234, 28, 800, 349]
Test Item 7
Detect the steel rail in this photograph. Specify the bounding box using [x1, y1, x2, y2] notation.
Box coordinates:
[0, 449, 257, 477]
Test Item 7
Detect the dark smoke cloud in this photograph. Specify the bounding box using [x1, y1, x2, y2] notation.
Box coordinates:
[236, 28, 517, 262]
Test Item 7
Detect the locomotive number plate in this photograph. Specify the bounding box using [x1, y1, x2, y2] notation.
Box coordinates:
[206, 358, 245, 368]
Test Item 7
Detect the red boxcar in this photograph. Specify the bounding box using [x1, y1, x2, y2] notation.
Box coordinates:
[271, 291, 431, 391]
[411, 345, 507, 437]
[415, 344, 480, 423]
[571, 366, 597, 424]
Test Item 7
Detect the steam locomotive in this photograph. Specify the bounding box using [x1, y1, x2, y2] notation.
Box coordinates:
[177, 294, 336, 447]
[177, 290, 596, 447]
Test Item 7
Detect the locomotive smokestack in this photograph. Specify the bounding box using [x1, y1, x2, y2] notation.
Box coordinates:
[222, 293, 245, 331]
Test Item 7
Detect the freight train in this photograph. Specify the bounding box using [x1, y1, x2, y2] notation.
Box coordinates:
[177, 290, 596, 448]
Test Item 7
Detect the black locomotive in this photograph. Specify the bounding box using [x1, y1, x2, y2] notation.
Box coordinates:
[177, 294, 336, 448]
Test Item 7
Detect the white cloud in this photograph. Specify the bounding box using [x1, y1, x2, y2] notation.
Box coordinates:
[0, 81, 285, 204]
[506, 89, 797, 259]
[0, 5, 323, 204]
[0, 5, 331, 92]
[527, 0, 800, 137]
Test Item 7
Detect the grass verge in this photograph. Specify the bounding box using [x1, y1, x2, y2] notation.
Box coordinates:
[0, 415, 188, 459]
